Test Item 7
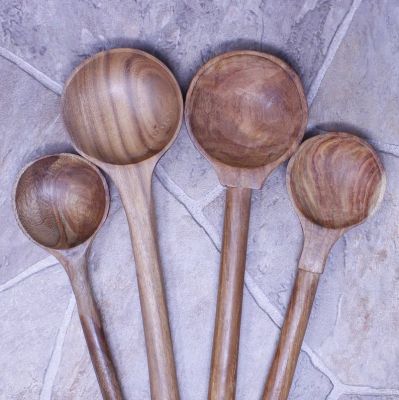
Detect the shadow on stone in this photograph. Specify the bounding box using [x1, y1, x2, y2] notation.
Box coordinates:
[308, 122, 373, 142]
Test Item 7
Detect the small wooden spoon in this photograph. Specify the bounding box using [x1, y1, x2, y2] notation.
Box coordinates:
[14, 154, 122, 400]
[185, 50, 308, 400]
[262, 132, 386, 400]
[62, 48, 183, 400]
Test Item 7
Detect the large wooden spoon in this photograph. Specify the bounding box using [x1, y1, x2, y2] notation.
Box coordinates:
[262, 132, 386, 400]
[62, 48, 183, 400]
[14, 154, 122, 400]
[185, 50, 307, 400]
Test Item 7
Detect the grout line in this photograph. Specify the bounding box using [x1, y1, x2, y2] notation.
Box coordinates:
[40, 294, 76, 400]
[196, 184, 224, 209]
[155, 164, 197, 209]
[155, 165, 222, 251]
[0, 46, 63, 95]
[0, 256, 59, 293]
[307, 0, 363, 106]
[244, 272, 340, 383]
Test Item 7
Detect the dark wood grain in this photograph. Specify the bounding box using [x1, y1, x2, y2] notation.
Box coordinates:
[185, 50, 308, 189]
[262, 132, 386, 400]
[14, 154, 122, 400]
[185, 50, 307, 400]
[62, 49, 182, 166]
[62, 48, 183, 400]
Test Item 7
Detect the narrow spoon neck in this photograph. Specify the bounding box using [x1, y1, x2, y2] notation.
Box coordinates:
[298, 223, 343, 274]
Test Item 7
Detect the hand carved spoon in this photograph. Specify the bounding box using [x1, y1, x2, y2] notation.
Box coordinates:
[262, 132, 386, 400]
[185, 50, 307, 400]
[62, 48, 183, 400]
[14, 154, 122, 400]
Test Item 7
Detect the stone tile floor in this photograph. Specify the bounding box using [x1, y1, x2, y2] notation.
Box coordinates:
[1, 0, 399, 399]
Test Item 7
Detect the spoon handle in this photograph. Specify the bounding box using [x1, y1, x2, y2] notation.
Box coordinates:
[110, 164, 179, 400]
[65, 251, 123, 400]
[209, 186, 252, 400]
[262, 269, 320, 400]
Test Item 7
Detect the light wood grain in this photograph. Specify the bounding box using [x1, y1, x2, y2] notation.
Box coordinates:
[62, 48, 183, 400]
[14, 154, 122, 400]
[185, 50, 307, 400]
[262, 132, 386, 400]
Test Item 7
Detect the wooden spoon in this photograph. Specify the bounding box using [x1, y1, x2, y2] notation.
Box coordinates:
[262, 132, 386, 400]
[185, 50, 308, 400]
[62, 48, 183, 400]
[14, 154, 122, 400]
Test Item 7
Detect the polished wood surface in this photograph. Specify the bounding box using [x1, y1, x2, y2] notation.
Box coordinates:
[263, 270, 319, 399]
[209, 187, 251, 400]
[263, 132, 386, 400]
[186, 50, 308, 189]
[185, 50, 307, 400]
[62, 48, 183, 400]
[14, 154, 122, 400]
[63, 49, 182, 165]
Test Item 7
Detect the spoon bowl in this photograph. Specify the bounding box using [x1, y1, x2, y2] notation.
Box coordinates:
[15, 154, 108, 249]
[62, 48, 183, 400]
[288, 132, 385, 230]
[185, 50, 307, 400]
[62, 48, 182, 165]
[263, 132, 386, 400]
[14, 154, 122, 400]
[186, 50, 307, 187]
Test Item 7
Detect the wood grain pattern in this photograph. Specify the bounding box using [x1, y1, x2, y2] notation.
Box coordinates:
[185, 51, 307, 400]
[63, 49, 182, 166]
[62, 48, 183, 400]
[209, 187, 251, 400]
[14, 154, 122, 400]
[262, 132, 386, 400]
[263, 270, 319, 400]
[185, 50, 308, 189]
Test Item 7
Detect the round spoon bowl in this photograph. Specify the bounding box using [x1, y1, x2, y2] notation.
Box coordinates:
[14, 154, 109, 250]
[185, 50, 307, 169]
[62, 48, 183, 165]
[288, 132, 386, 230]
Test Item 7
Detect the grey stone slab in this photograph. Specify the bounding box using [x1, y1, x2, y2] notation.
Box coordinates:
[0, 56, 72, 285]
[340, 396, 399, 400]
[158, 128, 220, 200]
[237, 286, 333, 400]
[0, 0, 351, 90]
[309, 0, 399, 146]
[308, 153, 399, 388]
[52, 308, 102, 400]
[0, 0, 352, 201]
[1, 0, 397, 397]
[0, 265, 71, 399]
[288, 352, 333, 399]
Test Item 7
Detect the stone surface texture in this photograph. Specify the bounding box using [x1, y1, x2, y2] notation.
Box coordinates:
[1, 0, 398, 399]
